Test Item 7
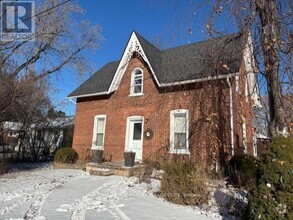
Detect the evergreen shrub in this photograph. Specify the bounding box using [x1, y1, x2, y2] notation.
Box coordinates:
[246, 136, 293, 219]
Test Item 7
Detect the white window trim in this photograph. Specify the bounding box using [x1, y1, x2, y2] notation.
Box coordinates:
[242, 116, 247, 154]
[235, 75, 240, 93]
[253, 136, 258, 157]
[129, 68, 144, 96]
[245, 74, 249, 103]
[170, 109, 190, 154]
[92, 115, 106, 150]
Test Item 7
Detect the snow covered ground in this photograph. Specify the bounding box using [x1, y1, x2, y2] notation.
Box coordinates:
[0, 163, 246, 220]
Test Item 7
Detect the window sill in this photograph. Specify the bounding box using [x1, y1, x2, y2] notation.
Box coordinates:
[91, 146, 104, 150]
[129, 93, 144, 97]
[169, 149, 190, 155]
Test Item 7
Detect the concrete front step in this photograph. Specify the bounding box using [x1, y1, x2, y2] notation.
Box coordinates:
[86, 162, 146, 177]
[86, 167, 114, 176]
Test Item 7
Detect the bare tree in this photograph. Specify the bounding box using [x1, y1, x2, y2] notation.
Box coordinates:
[0, 0, 101, 161]
[163, 0, 292, 137]
[0, 0, 101, 78]
[0, 0, 102, 124]
[0, 70, 50, 121]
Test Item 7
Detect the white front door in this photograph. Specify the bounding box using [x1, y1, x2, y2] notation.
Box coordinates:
[126, 117, 143, 161]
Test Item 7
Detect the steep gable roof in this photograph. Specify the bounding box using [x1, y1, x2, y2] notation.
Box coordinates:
[68, 61, 119, 98]
[68, 32, 247, 98]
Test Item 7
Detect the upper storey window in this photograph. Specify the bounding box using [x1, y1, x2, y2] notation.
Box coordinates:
[130, 68, 143, 96]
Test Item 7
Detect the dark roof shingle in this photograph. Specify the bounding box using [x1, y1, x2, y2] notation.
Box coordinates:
[69, 32, 246, 98]
[139, 32, 246, 84]
[68, 61, 119, 97]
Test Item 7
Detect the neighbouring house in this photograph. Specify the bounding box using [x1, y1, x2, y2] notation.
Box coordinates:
[0, 122, 22, 157]
[68, 31, 260, 169]
[0, 117, 74, 161]
[29, 117, 75, 156]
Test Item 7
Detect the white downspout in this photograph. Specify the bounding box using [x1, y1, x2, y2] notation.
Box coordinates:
[227, 77, 234, 156]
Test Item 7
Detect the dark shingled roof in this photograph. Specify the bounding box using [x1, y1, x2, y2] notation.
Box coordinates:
[68, 61, 119, 97]
[137, 32, 246, 84]
[68, 32, 247, 98]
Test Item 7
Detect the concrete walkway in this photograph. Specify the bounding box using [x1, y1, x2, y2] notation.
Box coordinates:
[0, 168, 218, 220]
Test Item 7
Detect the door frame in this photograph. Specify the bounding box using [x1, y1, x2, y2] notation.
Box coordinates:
[125, 116, 144, 160]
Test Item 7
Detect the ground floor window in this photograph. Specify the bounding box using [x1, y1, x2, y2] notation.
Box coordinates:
[170, 109, 189, 154]
[92, 115, 106, 149]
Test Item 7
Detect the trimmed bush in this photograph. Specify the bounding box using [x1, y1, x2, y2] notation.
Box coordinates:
[246, 136, 293, 220]
[160, 160, 210, 206]
[54, 147, 78, 164]
[227, 154, 259, 189]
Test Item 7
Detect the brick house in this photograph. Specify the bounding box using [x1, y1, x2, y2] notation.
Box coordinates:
[68, 31, 260, 169]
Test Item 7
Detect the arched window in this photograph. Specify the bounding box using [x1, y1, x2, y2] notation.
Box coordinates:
[130, 68, 143, 96]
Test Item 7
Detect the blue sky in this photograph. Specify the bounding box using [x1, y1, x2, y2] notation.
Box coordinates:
[53, 0, 237, 115]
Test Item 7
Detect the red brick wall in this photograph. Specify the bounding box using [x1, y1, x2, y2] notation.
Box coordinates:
[232, 61, 254, 156]
[72, 57, 254, 168]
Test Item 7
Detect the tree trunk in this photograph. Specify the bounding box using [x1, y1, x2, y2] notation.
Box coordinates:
[256, 0, 286, 137]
